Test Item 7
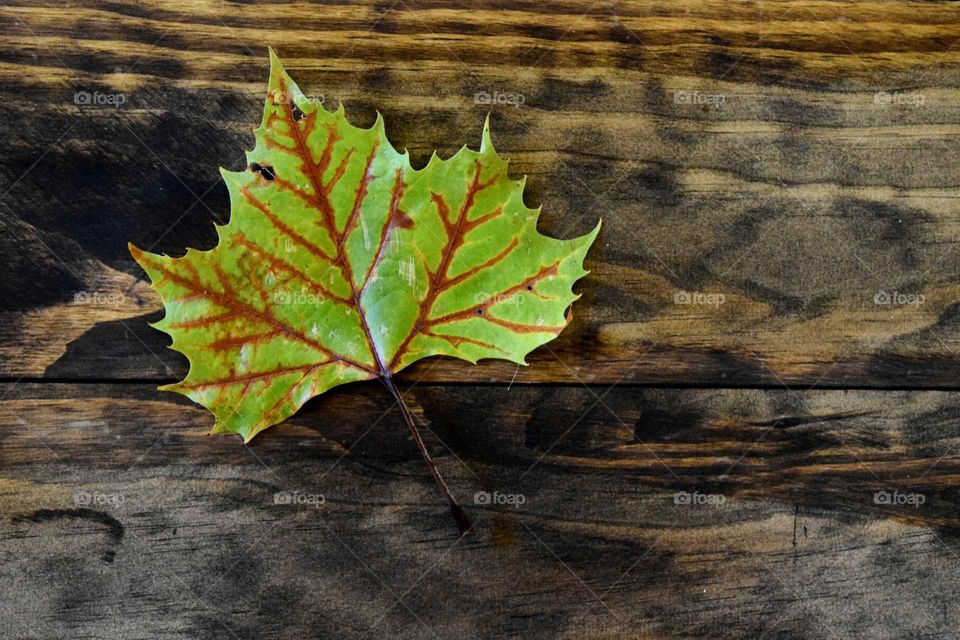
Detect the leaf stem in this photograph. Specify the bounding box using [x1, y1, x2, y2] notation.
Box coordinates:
[382, 375, 473, 535]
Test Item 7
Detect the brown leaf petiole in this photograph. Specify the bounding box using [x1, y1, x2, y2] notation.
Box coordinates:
[382, 375, 473, 535]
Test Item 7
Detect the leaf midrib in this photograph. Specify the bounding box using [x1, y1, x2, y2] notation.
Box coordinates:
[274, 77, 388, 376]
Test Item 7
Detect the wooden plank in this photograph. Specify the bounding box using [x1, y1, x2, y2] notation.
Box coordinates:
[4, 1, 960, 385]
[3, 383, 960, 637]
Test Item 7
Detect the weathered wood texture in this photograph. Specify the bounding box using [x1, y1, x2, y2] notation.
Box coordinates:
[3, 383, 960, 639]
[5, 2, 960, 639]
[5, 0, 960, 385]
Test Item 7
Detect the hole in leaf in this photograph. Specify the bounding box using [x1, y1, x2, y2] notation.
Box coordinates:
[249, 162, 276, 181]
[291, 104, 305, 121]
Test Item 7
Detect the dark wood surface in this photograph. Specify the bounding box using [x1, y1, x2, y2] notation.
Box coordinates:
[4, 0, 960, 638]
[5, 383, 960, 639]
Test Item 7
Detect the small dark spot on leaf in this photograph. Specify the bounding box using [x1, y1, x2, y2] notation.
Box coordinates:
[291, 104, 305, 121]
[526, 285, 533, 291]
[396, 210, 415, 229]
[476, 309, 483, 315]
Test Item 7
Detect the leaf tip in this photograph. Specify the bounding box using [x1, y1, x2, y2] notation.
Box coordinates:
[591, 217, 603, 236]
[267, 45, 282, 68]
[575, 218, 603, 250]
[480, 113, 495, 154]
[128, 243, 157, 275]
[241, 424, 271, 444]
[372, 109, 386, 131]
[266, 47, 296, 96]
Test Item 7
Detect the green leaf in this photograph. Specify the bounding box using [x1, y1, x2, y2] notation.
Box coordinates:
[130, 50, 600, 444]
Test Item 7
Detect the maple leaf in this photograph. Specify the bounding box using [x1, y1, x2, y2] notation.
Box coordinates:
[129, 49, 600, 530]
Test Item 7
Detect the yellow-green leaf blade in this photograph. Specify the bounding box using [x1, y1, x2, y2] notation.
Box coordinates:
[130, 50, 600, 442]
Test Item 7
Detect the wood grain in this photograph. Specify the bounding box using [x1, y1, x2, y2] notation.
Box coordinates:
[3, 383, 960, 638]
[5, 2, 960, 638]
[5, 0, 960, 385]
